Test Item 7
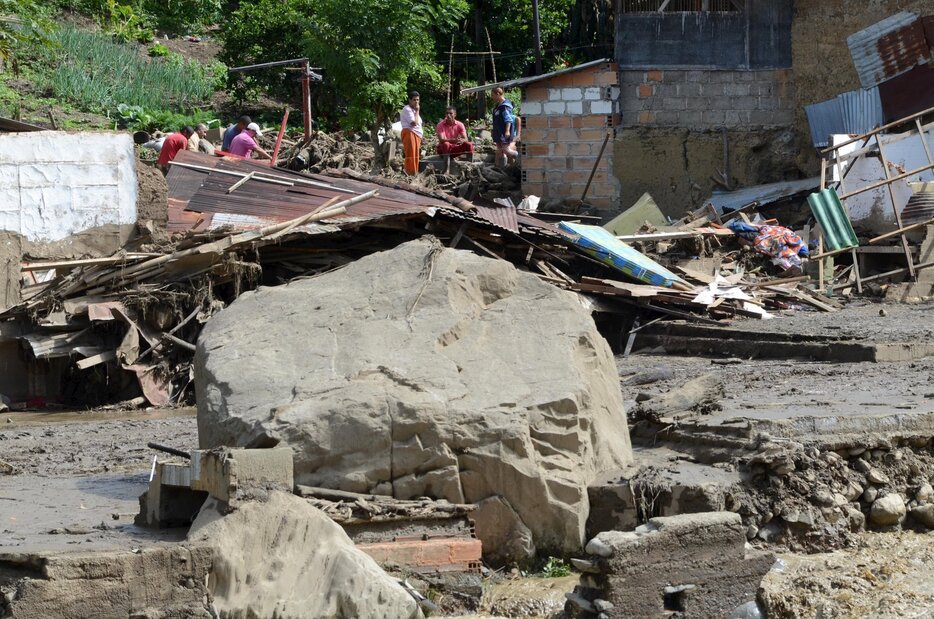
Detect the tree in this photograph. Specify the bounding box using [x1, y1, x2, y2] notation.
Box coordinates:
[304, 0, 468, 149]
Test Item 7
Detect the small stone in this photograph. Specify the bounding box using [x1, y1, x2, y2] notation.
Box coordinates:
[565, 591, 595, 613]
[833, 493, 848, 506]
[846, 505, 866, 531]
[854, 459, 872, 474]
[849, 447, 866, 457]
[867, 469, 889, 485]
[746, 525, 759, 540]
[570, 558, 601, 573]
[812, 489, 835, 507]
[844, 482, 864, 501]
[585, 537, 614, 558]
[594, 599, 614, 612]
[870, 494, 906, 526]
[911, 504, 934, 528]
[879, 308, 887, 317]
[822, 451, 842, 464]
[917, 483, 934, 504]
[863, 486, 879, 503]
[871, 450, 884, 460]
[773, 463, 795, 476]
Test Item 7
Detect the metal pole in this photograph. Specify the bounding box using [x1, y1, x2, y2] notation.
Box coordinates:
[532, 0, 543, 75]
[302, 61, 311, 141]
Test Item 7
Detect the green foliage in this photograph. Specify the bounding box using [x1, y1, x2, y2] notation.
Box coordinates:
[541, 556, 571, 578]
[142, 0, 221, 35]
[41, 26, 216, 113]
[101, 0, 153, 42]
[0, 0, 55, 72]
[148, 41, 169, 56]
[115, 102, 218, 132]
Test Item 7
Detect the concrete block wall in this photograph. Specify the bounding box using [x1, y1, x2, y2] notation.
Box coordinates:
[520, 63, 621, 210]
[619, 69, 795, 129]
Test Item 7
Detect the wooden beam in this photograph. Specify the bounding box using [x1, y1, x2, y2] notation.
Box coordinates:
[821, 105, 934, 154]
[616, 228, 733, 242]
[76, 350, 116, 369]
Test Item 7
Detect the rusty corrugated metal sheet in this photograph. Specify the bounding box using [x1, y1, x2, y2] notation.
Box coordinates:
[878, 62, 934, 123]
[847, 12, 932, 89]
[472, 204, 519, 233]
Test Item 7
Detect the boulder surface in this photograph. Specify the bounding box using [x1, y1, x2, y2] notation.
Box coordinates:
[196, 237, 632, 555]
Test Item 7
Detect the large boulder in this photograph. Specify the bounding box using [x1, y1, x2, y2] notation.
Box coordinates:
[196, 237, 632, 556]
[189, 491, 423, 618]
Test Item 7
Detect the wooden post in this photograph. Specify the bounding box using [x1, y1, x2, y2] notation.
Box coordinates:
[270, 108, 290, 167]
[301, 60, 311, 141]
[833, 153, 862, 294]
[874, 135, 916, 279]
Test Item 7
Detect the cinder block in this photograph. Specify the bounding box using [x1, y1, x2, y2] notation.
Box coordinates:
[191, 447, 294, 503]
[548, 88, 562, 101]
[620, 71, 643, 85]
[734, 95, 759, 111]
[664, 98, 687, 111]
[522, 101, 542, 115]
[723, 83, 751, 97]
[562, 87, 583, 101]
[567, 101, 583, 114]
[638, 111, 656, 124]
[544, 101, 566, 114]
[699, 83, 724, 97]
[584, 87, 601, 100]
[702, 110, 726, 124]
[590, 100, 613, 115]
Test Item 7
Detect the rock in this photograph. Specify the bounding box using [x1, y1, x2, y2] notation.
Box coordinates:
[729, 600, 764, 619]
[853, 459, 872, 474]
[623, 366, 673, 386]
[910, 504, 934, 528]
[585, 536, 615, 558]
[195, 238, 632, 560]
[757, 521, 783, 543]
[845, 505, 866, 531]
[188, 491, 423, 618]
[812, 489, 835, 507]
[634, 373, 724, 419]
[867, 469, 889, 485]
[746, 525, 759, 540]
[471, 496, 535, 567]
[844, 481, 864, 501]
[863, 486, 878, 503]
[916, 483, 934, 504]
[869, 494, 906, 527]
[0, 459, 14, 475]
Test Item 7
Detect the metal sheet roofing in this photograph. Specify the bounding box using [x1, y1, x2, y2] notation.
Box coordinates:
[805, 87, 884, 148]
[807, 188, 859, 252]
[847, 11, 932, 89]
[879, 62, 934, 123]
[704, 177, 822, 215]
[459, 59, 613, 95]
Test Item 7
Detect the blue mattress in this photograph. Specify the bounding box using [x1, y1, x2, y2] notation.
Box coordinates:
[559, 221, 688, 288]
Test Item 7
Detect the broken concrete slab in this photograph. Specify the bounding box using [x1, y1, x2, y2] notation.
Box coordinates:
[188, 490, 425, 618]
[566, 512, 773, 618]
[196, 236, 632, 559]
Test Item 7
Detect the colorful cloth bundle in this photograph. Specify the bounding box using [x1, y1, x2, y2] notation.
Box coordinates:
[728, 220, 809, 270]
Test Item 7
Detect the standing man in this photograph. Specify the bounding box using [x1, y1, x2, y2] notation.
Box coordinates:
[156, 126, 194, 174]
[400, 91, 423, 176]
[187, 123, 209, 152]
[435, 107, 474, 158]
[491, 87, 517, 168]
[222, 115, 251, 151]
[229, 122, 271, 160]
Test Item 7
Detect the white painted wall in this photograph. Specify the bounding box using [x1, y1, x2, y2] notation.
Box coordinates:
[0, 131, 137, 241]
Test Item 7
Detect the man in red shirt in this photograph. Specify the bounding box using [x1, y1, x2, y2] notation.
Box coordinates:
[157, 126, 194, 174]
[435, 107, 474, 158]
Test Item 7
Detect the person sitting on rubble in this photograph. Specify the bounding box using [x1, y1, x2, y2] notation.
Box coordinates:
[222, 115, 251, 152]
[187, 123, 215, 155]
[156, 126, 194, 174]
[491, 86, 518, 168]
[229, 122, 271, 160]
[435, 106, 474, 159]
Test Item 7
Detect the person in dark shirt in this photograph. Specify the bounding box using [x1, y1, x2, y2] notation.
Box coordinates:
[222, 115, 252, 151]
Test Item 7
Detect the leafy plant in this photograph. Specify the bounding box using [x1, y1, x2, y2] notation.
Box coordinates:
[102, 0, 153, 43]
[0, 0, 55, 73]
[143, 0, 221, 35]
[541, 556, 571, 578]
[147, 41, 168, 56]
[115, 102, 218, 132]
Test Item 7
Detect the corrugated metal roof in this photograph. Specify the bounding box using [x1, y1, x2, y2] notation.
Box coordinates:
[460, 59, 613, 95]
[903, 186, 934, 224]
[472, 204, 519, 233]
[807, 188, 859, 252]
[705, 177, 822, 215]
[805, 87, 884, 148]
[879, 62, 934, 123]
[847, 11, 932, 89]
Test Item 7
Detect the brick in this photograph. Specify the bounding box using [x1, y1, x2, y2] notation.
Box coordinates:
[596, 71, 619, 86]
[358, 539, 482, 569]
[525, 143, 548, 156]
[590, 100, 613, 115]
[523, 116, 547, 130]
[573, 156, 599, 170]
[568, 143, 593, 156]
[522, 101, 542, 115]
[544, 101, 566, 114]
[521, 129, 544, 144]
[561, 87, 583, 101]
[584, 87, 601, 100]
[637, 84, 654, 98]
[525, 86, 548, 100]
[548, 116, 571, 128]
[646, 69, 663, 82]
[572, 71, 598, 87]
[548, 88, 562, 101]
[550, 143, 569, 156]
[638, 111, 656, 124]
[579, 128, 606, 141]
[522, 157, 545, 170]
[522, 181, 545, 195]
[566, 101, 583, 114]
[556, 128, 580, 141]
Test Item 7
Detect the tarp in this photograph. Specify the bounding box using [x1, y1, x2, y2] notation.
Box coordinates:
[558, 222, 687, 288]
[807, 188, 859, 252]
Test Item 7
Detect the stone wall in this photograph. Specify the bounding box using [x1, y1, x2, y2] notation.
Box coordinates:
[519, 62, 620, 212]
[618, 69, 795, 129]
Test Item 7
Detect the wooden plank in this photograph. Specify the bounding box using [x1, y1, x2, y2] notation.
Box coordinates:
[672, 265, 715, 285]
[615, 228, 733, 242]
[20, 255, 158, 271]
[76, 350, 117, 369]
[226, 171, 255, 193]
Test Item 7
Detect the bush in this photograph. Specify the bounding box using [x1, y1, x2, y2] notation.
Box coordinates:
[41, 26, 215, 113]
[142, 0, 221, 35]
[541, 556, 571, 578]
[148, 42, 169, 56]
